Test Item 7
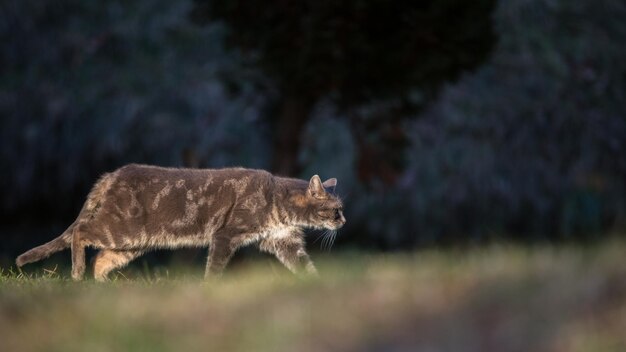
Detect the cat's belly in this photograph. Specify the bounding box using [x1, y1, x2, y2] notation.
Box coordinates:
[101, 226, 213, 250]
[144, 232, 212, 249]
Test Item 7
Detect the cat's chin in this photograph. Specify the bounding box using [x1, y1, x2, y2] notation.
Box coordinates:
[309, 224, 341, 231]
[325, 223, 344, 231]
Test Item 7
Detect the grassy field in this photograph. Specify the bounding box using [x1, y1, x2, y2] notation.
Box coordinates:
[1, 241, 625, 352]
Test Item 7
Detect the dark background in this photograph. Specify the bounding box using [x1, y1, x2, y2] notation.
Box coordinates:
[1, 0, 625, 267]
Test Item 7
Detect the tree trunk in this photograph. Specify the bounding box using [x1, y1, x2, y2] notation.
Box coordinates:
[270, 96, 312, 176]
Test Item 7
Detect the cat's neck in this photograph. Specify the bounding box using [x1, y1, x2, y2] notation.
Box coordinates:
[272, 177, 311, 228]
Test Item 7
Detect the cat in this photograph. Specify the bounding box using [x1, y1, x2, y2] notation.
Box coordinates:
[16, 164, 345, 281]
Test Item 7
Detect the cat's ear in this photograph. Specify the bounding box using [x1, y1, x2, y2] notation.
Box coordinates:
[308, 175, 326, 199]
[322, 178, 337, 194]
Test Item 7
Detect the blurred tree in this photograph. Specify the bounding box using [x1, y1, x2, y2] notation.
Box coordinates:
[348, 0, 626, 246]
[190, 0, 496, 180]
[0, 0, 269, 227]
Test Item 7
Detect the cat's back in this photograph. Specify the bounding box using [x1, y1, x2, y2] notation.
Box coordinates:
[103, 164, 274, 202]
[114, 164, 272, 185]
[89, 164, 276, 226]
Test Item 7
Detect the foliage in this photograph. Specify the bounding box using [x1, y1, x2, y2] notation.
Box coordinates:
[0, 0, 625, 254]
[337, 0, 626, 246]
[0, 0, 268, 224]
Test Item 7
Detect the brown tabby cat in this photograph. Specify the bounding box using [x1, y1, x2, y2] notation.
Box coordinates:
[16, 164, 345, 281]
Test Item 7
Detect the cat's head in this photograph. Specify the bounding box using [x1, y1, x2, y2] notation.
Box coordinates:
[303, 175, 346, 230]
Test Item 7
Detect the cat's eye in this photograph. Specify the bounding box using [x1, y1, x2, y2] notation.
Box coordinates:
[334, 209, 341, 220]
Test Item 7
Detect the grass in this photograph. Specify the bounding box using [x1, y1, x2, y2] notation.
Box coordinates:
[1, 241, 626, 352]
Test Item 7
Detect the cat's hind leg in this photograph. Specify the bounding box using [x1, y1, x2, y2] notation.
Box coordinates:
[94, 249, 145, 282]
[71, 223, 89, 281]
[71, 221, 110, 281]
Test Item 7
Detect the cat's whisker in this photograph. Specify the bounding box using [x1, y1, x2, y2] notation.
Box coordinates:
[327, 230, 337, 251]
[320, 229, 337, 252]
[325, 230, 334, 250]
[322, 229, 328, 242]
[321, 231, 331, 251]
[318, 232, 326, 249]
[327, 232, 334, 251]
[313, 230, 327, 245]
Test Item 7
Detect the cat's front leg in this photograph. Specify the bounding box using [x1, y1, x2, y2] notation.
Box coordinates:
[204, 236, 235, 279]
[259, 236, 318, 276]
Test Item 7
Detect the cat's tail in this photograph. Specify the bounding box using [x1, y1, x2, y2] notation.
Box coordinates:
[16, 172, 114, 268]
[16, 223, 75, 267]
